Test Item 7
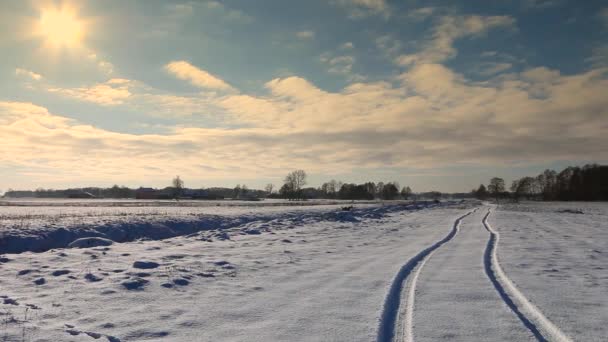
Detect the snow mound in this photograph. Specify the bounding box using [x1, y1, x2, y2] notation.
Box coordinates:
[68, 237, 114, 249]
[0, 201, 456, 254]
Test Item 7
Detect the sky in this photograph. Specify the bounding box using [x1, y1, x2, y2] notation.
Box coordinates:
[0, 0, 607, 193]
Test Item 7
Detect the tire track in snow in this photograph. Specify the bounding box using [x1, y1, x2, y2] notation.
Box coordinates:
[482, 208, 573, 342]
[376, 208, 476, 342]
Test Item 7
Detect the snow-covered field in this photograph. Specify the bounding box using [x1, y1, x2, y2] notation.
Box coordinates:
[0, 200, 606, 341]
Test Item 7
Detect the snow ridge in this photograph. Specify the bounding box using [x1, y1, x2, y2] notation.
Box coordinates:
[0, 202, 446, 254]
[376, 208, 476, 342]
[482, 208, 573, 342]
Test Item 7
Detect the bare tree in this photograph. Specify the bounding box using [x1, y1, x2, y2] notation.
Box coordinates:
[400, 186, 412, 199]
[488, 177, 505, 203]
[284, 170, 307, 200]
[265, 183, 274, 195]
[233, 184, 241, 199]
[172, 176, 184, 198]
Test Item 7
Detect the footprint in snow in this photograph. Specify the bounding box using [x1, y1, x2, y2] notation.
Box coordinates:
[121, 278, 149, 290]
[52, 270, 71, 276]
[132, 261, 160, 269]
[64, 324, 121, 341]
[173, 278, 190, 286]
[84, 273, 103, 282]
[3, 298, 18, 305]
[17, 269, 33, 276]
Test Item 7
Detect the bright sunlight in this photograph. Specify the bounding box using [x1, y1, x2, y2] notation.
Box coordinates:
[37, 5, 85, 48]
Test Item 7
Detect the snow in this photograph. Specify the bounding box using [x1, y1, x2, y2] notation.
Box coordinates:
[68, 237, 114, 249]
[0, 201, 395, 254]
[490, 202, 608, 342]
[0, 200, 606, 341]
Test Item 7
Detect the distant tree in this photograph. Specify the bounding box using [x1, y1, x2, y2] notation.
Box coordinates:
[172, 176, 184, 198]
[338, 183, 374, 200]
[233, 184, 241, 199]
[400, 186, 412, 199]
[540, 169, 557, 200]
[428, 191, 442, 201]
[283, 170, 307, 200]
[381, 182, 399, 200]
[363, 182, 376, 198]
[511, 176, 536, 202]
[376, 182, 385, 199]
[279, 183, 293, 198]
[265, 183, 274, 195]
[474, 184, 488, 200]
[488, 177, 505, 203]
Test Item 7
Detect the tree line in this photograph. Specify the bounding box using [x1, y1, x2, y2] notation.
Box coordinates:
[276, 170, 413, 201]
[472, 164, 608, 202]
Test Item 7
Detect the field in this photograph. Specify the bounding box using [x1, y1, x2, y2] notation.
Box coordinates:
[0, 200, 606, 341]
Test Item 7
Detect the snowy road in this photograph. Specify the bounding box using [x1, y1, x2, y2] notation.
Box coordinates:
[412, 208, 534, 341]
[380, 205, 584, 342]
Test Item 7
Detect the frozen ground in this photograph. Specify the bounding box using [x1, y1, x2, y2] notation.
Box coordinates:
[490, 202, 608, 341]
[0, 201, 393, 254]
[0, 200, 606, 341]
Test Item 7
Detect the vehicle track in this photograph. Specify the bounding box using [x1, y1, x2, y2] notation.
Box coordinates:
[482, 208, 573, 342]
[376, 208, 476, 342]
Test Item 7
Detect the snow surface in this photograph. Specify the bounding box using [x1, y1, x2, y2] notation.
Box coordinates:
[0, 200, 606, 341]
[490, 202, 608, 342]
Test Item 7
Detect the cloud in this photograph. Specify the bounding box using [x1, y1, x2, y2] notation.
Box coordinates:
[10, 57, 607, 187]
[587, 44, 608, 68]
[47, 79, 132, 105]
[476, 62, 513, 76]
[320, 54, 356, 73]
[15, 68, 42, 81]
[165, 61, 234, 91]
[395, 15, 516, 66]
[523, 0, 563, 10]
[87, 53, 114, 75]
[341, 42, 354, 49]
[406, 7, 436, 21]
[296, 30, 315, 40]
[203, 1, 252, 22]
[332, 0, 390, 18]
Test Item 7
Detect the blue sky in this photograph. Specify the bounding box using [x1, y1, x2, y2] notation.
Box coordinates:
[0, 0, 607, 192]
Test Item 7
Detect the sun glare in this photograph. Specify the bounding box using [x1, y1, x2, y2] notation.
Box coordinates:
[37, 6, 85, 48]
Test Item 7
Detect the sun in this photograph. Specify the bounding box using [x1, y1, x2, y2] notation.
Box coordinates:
[37, 5, 85, 48]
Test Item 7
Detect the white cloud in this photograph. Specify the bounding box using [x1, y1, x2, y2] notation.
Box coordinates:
[15, 68, 42, 81]
[203, 1, 252, 22]
[296, 30, 315, 40]
[477, 62, 513, 76]
[587, 44, 608, 68]
[332, 0, 390, 18]
[319, 53, 364, 81]
[341, 42, 354, 49]
[407, 7, 436, 20]
[395, 15, 516, 66]
[12, 59, 606, 186]
[48, 79, 133, 106]
[165, 61, 234, 91]
[87, 53, 114, 74]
